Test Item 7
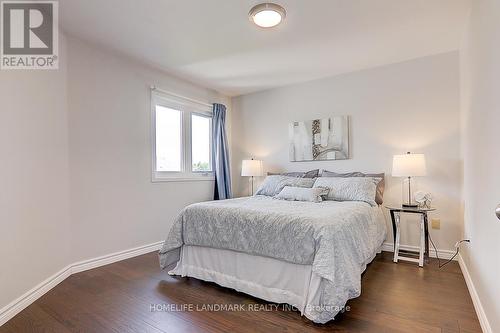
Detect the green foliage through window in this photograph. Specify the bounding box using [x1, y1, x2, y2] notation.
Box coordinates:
[193, 161, 210, 172]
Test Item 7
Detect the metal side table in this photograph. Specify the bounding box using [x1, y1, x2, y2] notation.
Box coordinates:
[385, 206, 436, 267]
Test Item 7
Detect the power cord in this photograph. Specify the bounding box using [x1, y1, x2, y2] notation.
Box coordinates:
[428, 234, 470, 268]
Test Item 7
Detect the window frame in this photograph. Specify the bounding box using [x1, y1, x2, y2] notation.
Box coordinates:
[151, 91, 214, 182]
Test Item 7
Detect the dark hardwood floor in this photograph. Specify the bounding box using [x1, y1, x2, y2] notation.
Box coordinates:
[1, 251, 481, 333]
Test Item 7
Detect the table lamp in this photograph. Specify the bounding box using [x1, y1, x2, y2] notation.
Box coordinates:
[392, 152, 426, 208]
[241, 159, 263, 195]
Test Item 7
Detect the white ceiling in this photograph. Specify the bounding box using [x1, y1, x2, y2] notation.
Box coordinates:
[60, 0, 470, 96]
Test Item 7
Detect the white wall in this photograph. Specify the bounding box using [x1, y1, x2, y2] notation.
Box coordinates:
[232, 52, 462, 251]
[66, 36, 231, 262]
[0, 34, 231, 315]
[461, 0, 500, 330]
[0, 38, 71, 309]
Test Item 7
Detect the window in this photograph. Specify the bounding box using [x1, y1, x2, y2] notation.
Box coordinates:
[191, 113, 212, 172]
[152, 91, 213, 181]
[155, 106, 182, 172]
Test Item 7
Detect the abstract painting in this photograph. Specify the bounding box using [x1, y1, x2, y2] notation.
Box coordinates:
[289, 116, 349, 161]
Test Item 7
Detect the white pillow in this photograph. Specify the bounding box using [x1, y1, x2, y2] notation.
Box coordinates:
[255, 175, 315, 197]
[275, 186, 329, 203]
[313, 177, 381, 206]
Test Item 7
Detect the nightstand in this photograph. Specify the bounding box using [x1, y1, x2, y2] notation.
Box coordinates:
[385, 205, 436, 267]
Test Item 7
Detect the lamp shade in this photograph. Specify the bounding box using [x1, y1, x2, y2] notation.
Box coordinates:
[241, 159, 263, 177]
[392, 153, 427, 177]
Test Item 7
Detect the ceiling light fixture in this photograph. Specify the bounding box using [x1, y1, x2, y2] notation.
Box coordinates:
[249, 3, 286, 28]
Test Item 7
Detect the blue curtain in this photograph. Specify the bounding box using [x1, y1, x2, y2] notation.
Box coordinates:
[212, 103, 232, 200]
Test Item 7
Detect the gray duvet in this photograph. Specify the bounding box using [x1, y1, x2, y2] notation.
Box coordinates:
[159, 195, 386, 323]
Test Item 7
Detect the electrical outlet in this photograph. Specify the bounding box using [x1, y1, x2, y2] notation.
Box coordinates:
[431, 218, 441, 230]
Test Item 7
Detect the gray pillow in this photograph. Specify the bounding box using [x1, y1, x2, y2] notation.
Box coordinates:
[321, 170, 385, 205]
[267, 169, 319, 178]
[313, 177, 381, 206]
[275, 186, 330, 203]
[255, 175, 315, 197]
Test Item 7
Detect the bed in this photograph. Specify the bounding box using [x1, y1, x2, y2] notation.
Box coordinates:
[159, 194, 386, 323]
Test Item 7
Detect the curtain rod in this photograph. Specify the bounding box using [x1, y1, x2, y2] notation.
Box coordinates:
[150, 85, 213, 108]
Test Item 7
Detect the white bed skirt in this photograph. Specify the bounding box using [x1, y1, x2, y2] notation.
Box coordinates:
[169, 245, 324, 317]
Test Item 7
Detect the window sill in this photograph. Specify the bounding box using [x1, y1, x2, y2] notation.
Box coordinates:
[152, 175, 215, 183]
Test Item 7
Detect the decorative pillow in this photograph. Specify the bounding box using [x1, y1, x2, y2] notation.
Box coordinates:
[313, 177, 381, 206]
[255, 175, 315, 197]
[275, 186, 329, 203]
[321, 170, 385, 205]
[267, 169, 319, 178]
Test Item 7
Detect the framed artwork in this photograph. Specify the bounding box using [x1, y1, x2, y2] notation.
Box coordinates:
[289, 116, 349, 161]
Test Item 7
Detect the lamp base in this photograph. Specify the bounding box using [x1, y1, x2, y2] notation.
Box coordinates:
[402, 203, 419, 208]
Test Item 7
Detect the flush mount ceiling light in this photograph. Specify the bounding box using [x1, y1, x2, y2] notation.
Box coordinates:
[249, 3, 286, 28]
